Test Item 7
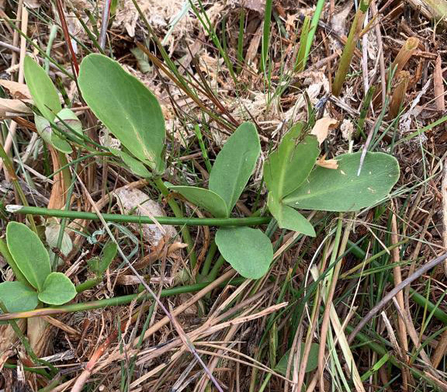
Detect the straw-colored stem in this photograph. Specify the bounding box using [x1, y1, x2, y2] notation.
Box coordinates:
[332, 0, 370, 97]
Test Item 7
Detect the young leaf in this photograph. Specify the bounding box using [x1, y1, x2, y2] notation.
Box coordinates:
[34, 115, 73, 154]
[168, 185, 228, 218]
[209, 122, 260, 215]
[283, 152, 400, 212]
[0, 281, 38, 312]
[78, 54, 166, 172]
[24, 56, 62, 121]
[110, 148, 152, 178]
[38, 272, 77, 306]
[215, 227, 273, 279]
[6, 222, 51, 291]
[89, 241, 117, 275]
[264, 122, 319, 200]
[268, 195, 315, 237]
[55, 108, 84, 143]
[275, 343, 319, 375]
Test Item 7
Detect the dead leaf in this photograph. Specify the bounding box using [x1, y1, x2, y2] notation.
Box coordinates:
[0, 80, 31, 99]
[47, 147, 69, 210]
[316, 155, 339, 170]
[340, 119, 355, 141]
[310, 118, 338, 145]
[239, 0, 266, 13]
[114, 187, 177, 246]
[0, 98, 32, 117]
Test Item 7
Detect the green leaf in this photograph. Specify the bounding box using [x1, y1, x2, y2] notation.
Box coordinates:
[34, 115, 72, 153]
[268, 195, 315, 236]
[78, 54, 166, 172]
[215, 227, 273, 279]
[110, 148, 152, 178]
[264, 122, 319, 199]
[168, 185, 228, 218]
[275, 343, 319, 375]
[6, 222, 51, 291]
[209, 122, 260, 215]
[88, 242, 117, 275]
[24, 56, 61, 121]
[283, 152, 400, 212]
[38, 272, 77, 306]
[55, 108, 84, 143]
[0, 282, 38, 312]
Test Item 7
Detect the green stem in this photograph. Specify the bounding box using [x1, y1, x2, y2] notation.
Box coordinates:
[3, 362, 50, 377]
[8, 205, 272, 227]
[0, 277, 246, 321]
[75, 277, 102, 293]
[153, 177, 198, 268]
[207, 255, 226, 281]
[44, 25, 59, 73]
[200, 240, 217, 277]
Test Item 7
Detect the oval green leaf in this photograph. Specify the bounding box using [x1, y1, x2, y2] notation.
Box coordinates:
[38, 272, 77, 306]
[34, 115, 72, 153]
[78, 54, 166, 172]
[110, 148, 152, 178]
[264, 123, 319, 199]
[209, 122, 260, 215]
[275, 343, 319, 375]
[283, 152, 400, 212]
[168, 185, 228, 218]
[0, 281, 38, 312]
[215, 227, 273, 279]
[55, 108, 84, 144]
[6, 222, 51, 291]
[24, 56, 62, 121]
[268, 195, 315, 237]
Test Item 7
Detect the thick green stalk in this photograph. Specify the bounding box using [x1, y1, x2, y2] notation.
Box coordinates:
[75, 277, 102, 293]
[8, 205, 272, 227]
[200, 240, 218, 277]
[332, 0, 370, 97]
[153, 177, 198, 268]
[207, 255, 226, 281]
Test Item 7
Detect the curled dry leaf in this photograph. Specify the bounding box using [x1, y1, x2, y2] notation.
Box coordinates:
[0, 80, 31, 99]
[316, 155, 339, 170]
[0, 98, 32, 117]
[310, 118, 338, 145]
[114, 187, 177, 246]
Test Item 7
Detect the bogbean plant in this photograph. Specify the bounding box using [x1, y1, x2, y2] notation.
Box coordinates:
[0, 54, 400, 312]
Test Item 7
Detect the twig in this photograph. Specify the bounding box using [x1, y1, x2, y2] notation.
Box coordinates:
[99, 0, 112, 50]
